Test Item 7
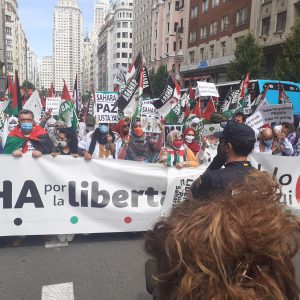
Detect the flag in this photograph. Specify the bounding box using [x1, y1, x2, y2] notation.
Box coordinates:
[49, 82, 55, 97]
[3, 74, 15, 116]
[114, 64, 141, 111]
[152, 75, 180, 117]
[126, 51, 142, 82]
[252, 85, 270, 111]
[14, 70, 22, 112]
[191, 98, 201, 118]
[202, 99, 216, 120]
[189, 85, 195, 100]
[239, 72, 250, 99]
[59, 80, 78, 131]
[278, 83, 292, 104]
[72, 74, 79, 114]
[23, 90, 43, 123]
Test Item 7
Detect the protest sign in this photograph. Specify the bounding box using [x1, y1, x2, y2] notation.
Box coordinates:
[164, 124, 183, 141]
[46, 98, 61, 116]
[259, 103, 294, 124]
[95, 92, 119, 123]
[196, 81, 219, 98]
[245, 110, 265, 133]
[141, 100, 160, 133]
[202, 124, 221, 136]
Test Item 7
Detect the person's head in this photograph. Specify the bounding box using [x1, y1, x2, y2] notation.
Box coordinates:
[167, 130, 184, 150]
[145, 170, 300, 300]
[258, 127, 273, 147]
[189, 118, 200, 130]
[281, 122, 295, 135]
[45, 117, 57, 134]
[98, 123, 109, 135]
[8, 116, 18, 131]
[183, 127, 196, 144]
[57, 128, 78, 153]
[233, 112, 246, 124]
[85, 115, 96, 132]
[132, 119, 145, 139]
[18, 109, 34, 134]
[214, 120, 255, 160]
[114, 118, 130, 137]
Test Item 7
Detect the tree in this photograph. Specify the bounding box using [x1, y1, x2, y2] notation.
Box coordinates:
[227, 32, 265, 80]
[149, 65, 169, 98]
[275, 18, 300, 82]
[21, 80, 35, 90]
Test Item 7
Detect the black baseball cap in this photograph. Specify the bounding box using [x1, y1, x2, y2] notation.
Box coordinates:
[213, 120, 256, 144]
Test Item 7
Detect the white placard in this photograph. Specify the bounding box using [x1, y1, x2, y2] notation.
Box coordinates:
[259, 103, 294, 124]
[95, 92, 119, 123]
[196, 81, 219, 97]
[202, 124, 221, 136]
[141, 100, 161, 133]
[46, 98, 61, 116]
[245, 110, 265, 133]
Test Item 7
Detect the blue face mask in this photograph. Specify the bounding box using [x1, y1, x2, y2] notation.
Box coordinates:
[20, 122, 33, 132]
[99, 124, 108, 134]
[264, 139, 273, 147]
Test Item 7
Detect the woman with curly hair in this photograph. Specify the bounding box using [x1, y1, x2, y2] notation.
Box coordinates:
[145, 170, 300, 300]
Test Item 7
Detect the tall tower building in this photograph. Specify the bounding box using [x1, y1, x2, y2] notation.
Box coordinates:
[39, 56, 53, 90]
[94, 0, 109, 31]
[53, 0, 83, 94]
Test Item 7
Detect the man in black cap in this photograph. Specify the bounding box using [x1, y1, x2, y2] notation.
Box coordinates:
[190, 120, 256, 200]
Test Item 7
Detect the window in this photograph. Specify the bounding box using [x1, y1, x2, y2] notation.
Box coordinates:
[122, 32, 128, 38]
[276, 11, 286, 33]
[261, 17, 270, 36]
[236, 7, 248, 26]
[6, 51, 12, 60]
[166, 43, 169, 53]
[173, 41, 176, 51]
[7, 62, 13, 71]
[5, 27, 12, 35]
[122, 42, 128, 48]
[117, 32, 121, 38]
[117, 43, 121, 48]
[189, 30, 196, 43]
[212, 0, 219, 7]
[210, 44, 215, 59]
[210, 21, 218, 35]
[122, 52, 128, 58]
[174, 22, 178, 33]
[189, 51, 195, 63]
[122, 22, 128, 28]
[191, 5, 198, 18]
[167, 22, 170, 33]
[117, 22, 121, 28]
[6, 39, 12, 47]
[175, 1, 180, 11]
[202, 0, 208, 12]
[200, 26, 207, 38]
[221, 15, 229, 31]
[221, 41, 226, 56]
[200, 47, 204, 60]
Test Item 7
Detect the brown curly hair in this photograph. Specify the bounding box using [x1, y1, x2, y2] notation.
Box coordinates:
[145, 170, 300, 300]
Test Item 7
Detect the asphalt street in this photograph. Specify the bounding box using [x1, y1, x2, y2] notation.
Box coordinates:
[0, 233, 299, 300]
[0, 233, 152, 300]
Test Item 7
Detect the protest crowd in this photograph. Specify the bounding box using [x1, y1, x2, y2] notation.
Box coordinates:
[1, 55, 300, 299]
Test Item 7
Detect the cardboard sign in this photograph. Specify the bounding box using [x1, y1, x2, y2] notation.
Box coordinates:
[196, 81, 219, 98]
[46, 98, 61, 116]
[95, 92, 119, 123]
[259, 103, 294, 124]
[141, 100, 161, 133]
[245, 110, 265, 133]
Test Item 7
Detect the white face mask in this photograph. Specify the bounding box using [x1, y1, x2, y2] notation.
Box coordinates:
[185, 135, 195, 143]
[59, 141, 68, 148]
[8, 123, 17, 131]
[264, 139, 273, 147]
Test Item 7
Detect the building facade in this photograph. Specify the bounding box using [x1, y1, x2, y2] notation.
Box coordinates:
[53, 0, 83, 94]
[181, 0, 252, 86]
[0, 0, 6, 94]
[132, 0, 153, 66]
[150, 0, 186, 75]
[26, 45, 38, 88]
[39, 56, 53, 90]
[250, 0, 300, 76]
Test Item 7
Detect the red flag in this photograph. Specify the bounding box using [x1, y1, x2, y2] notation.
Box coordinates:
[49, 83, 54, 97]
[173, 78, 181, 100]
[72, 74, 79, 113]
[240, 72, 250, 98]
[184, 103, 190, 119]
[12, 70, 22, 113]
[202, 99, 216, 120]
[41, 96, 46, 108]
[113, 84, 120, 92]
[188, 85, 195, 100]
[6, 74, 14, 100]
[61, 80, 71, 101]
[192, 98, 201, 118]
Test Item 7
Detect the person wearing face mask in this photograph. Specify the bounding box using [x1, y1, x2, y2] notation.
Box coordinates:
[3, 109, 54, 158]
[51, 128, 79, 157]
[158, 130, 198, 169]
[45, 117, 58, 145]
[79, 122, 115, 160]
[253, 127, 274, 154]
[183, 127, 200, 156]
[190, 121, 256, 200]
[78, 114, 96, 142]
[1, 116, 18, 148]
[118, 119, 164, 162]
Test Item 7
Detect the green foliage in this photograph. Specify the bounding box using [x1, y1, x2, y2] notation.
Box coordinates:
[275, 18, 300, 82]
[149, 65, 169, 98]
[227, 32, 266, 80]
[21, 80, 35, 90]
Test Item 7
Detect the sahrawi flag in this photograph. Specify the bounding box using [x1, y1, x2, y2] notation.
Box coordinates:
[138, 64, 152, 99]
[114, 64, 141, 111]
[72, 74, 79, 114]
[59, 80, 78, 131]
[126, 51, 142, 82]
[3, 74, 14, 115]
[278, 83, 292, 104]
[152, 75, 181, 118]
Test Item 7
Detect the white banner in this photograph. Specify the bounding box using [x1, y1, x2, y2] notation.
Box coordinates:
[196, 81, 219, 98]
[95, 92, 118, 123]
[141, 100, 160, 133]
[46, 97, 61, 116]
[245, 110, 265, 133]
[259, 103, 294, 124]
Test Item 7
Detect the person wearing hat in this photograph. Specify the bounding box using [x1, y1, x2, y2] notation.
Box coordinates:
[190, 120, 256, 200]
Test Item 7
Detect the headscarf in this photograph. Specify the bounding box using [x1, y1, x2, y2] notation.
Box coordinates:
[8, 116, 18, 131]
[113, 118, 129, 139]
[166, 130, 182, 150]
[165, 130, 186, 166]
[183, 127, 200, 155]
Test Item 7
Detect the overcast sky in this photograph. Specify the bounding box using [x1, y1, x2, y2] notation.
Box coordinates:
[18, 0, 94, 60]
